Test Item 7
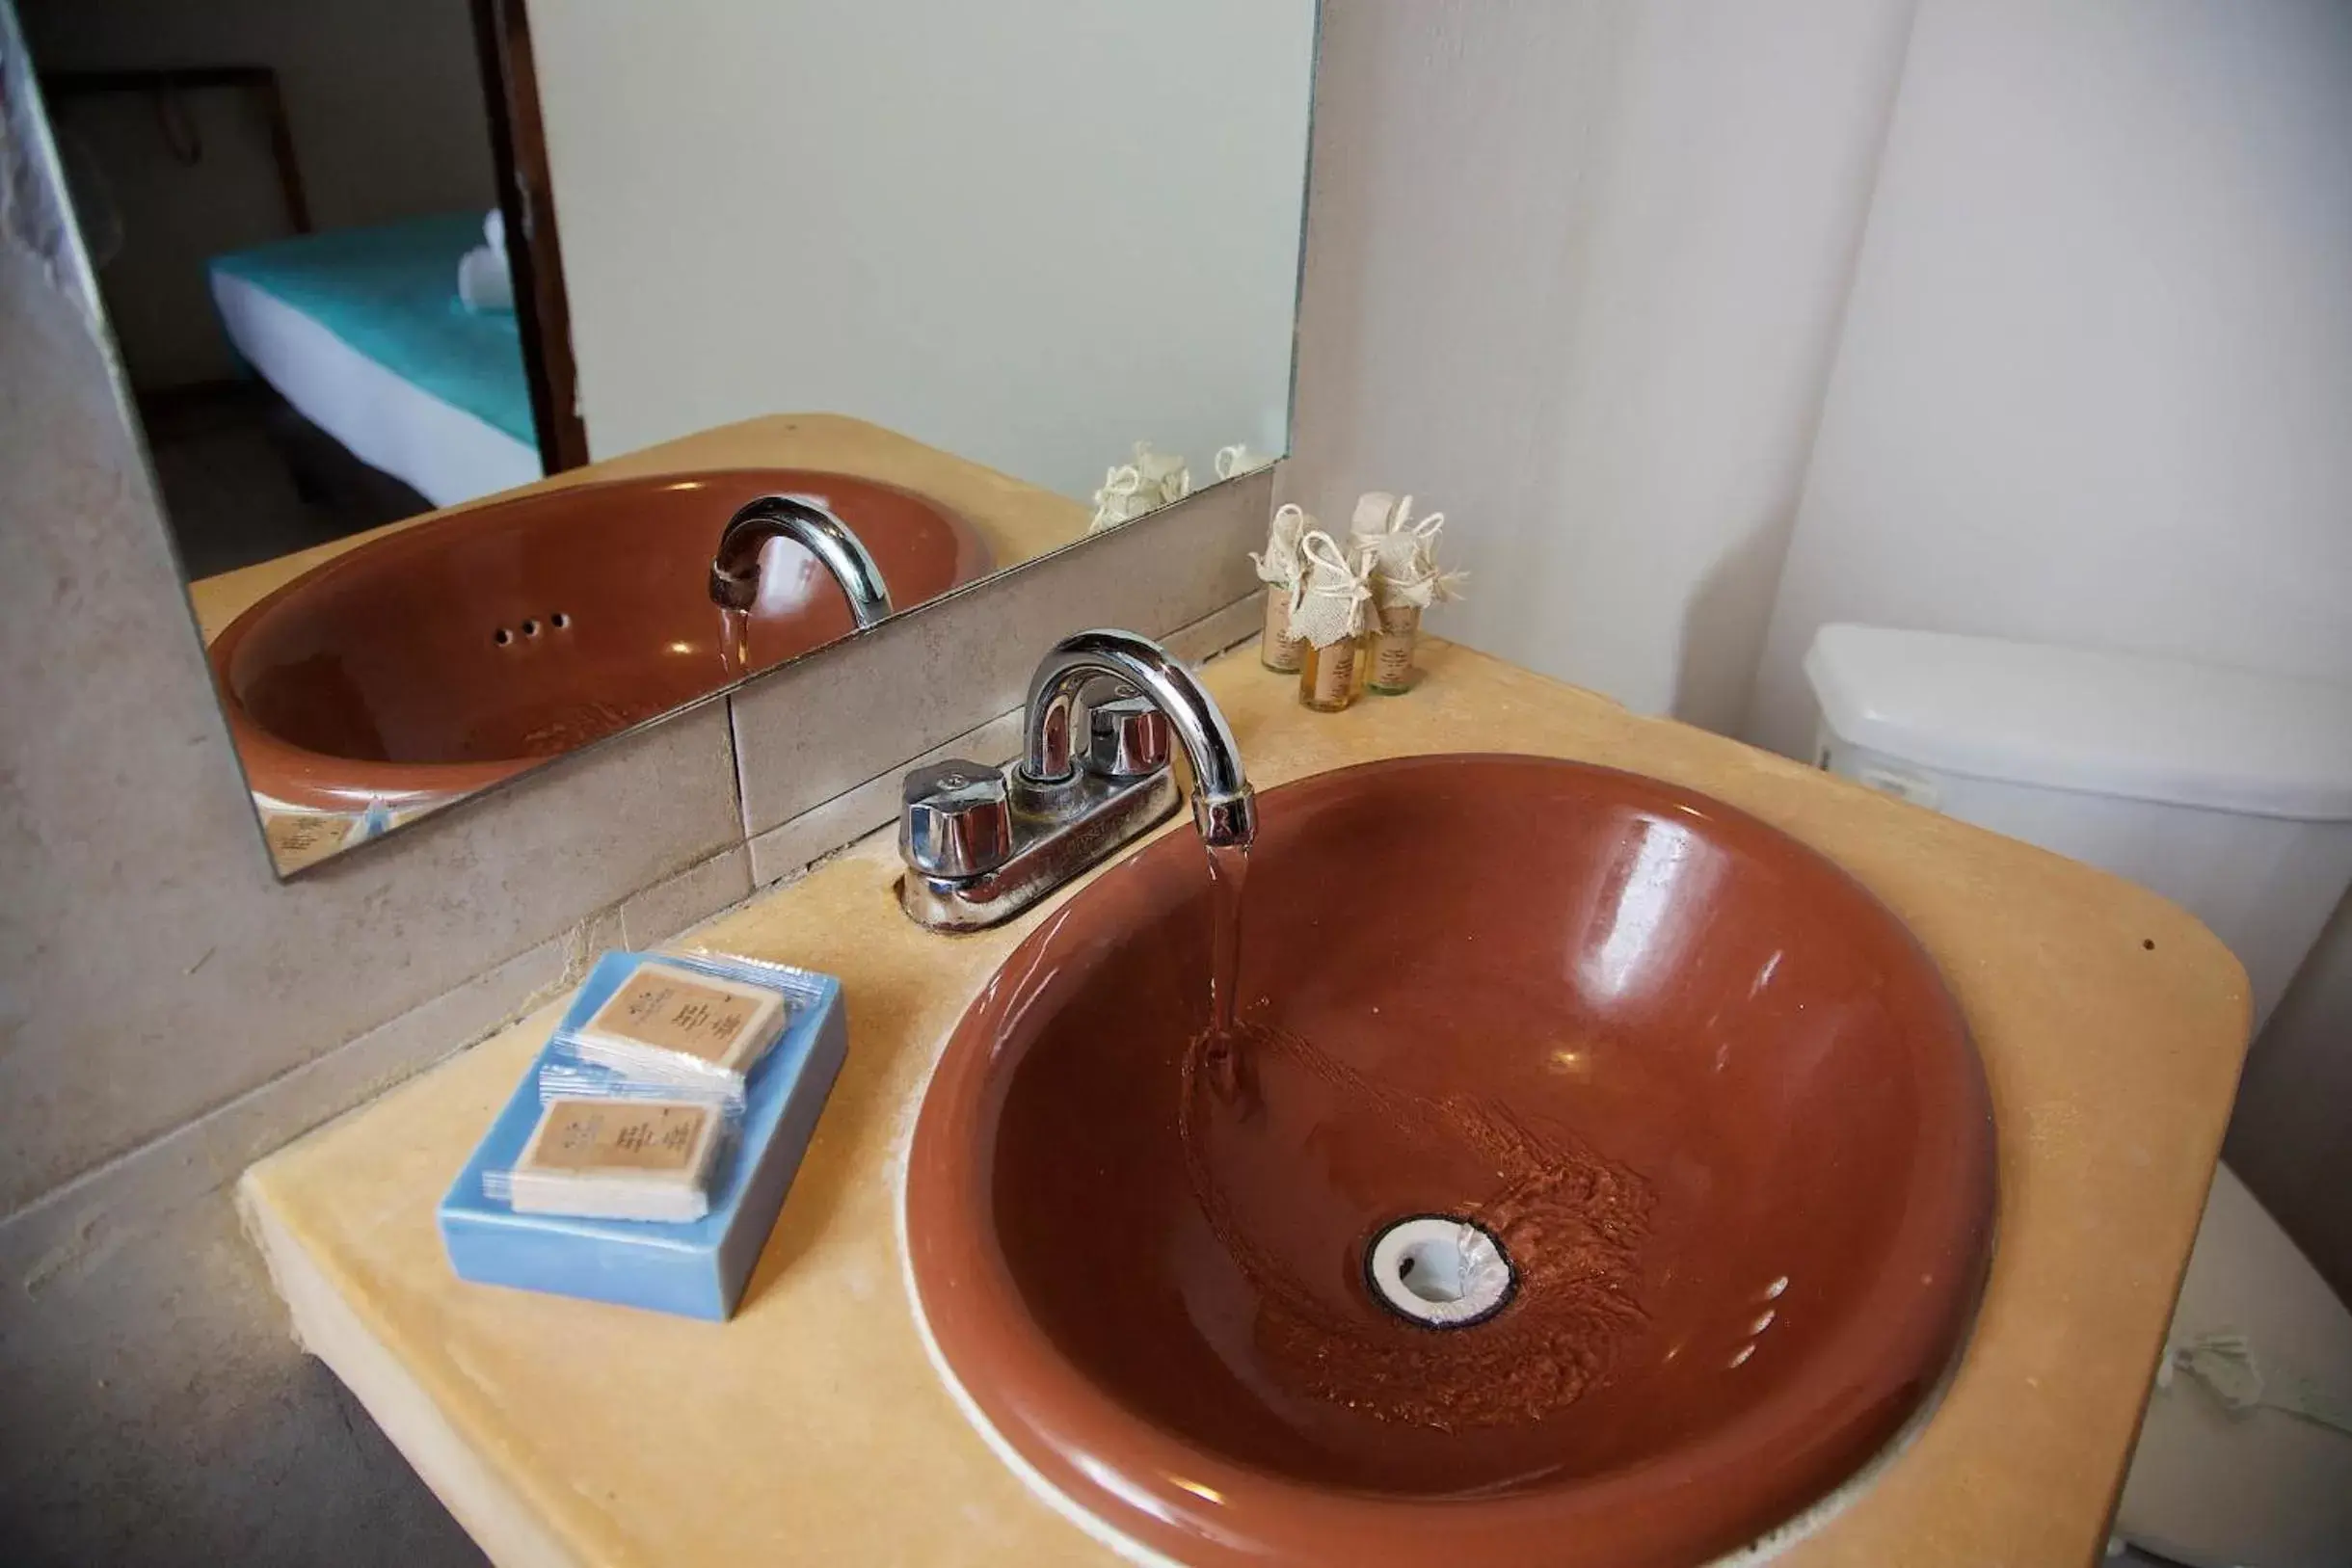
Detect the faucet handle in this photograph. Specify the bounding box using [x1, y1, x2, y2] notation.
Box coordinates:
[900, 761, 1013, 880]
[1086, 690, 1172, 780]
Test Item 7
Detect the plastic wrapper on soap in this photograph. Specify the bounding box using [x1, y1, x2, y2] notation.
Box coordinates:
[538, 1057, 745, 1113]
[543, 950, 826, 1099]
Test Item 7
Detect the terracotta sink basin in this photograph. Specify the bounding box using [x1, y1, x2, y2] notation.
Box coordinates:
[904, 755, 1994, 1566]
[210, 469, 989, 811]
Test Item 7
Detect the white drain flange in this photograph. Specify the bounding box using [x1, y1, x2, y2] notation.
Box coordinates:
[1366, 1214, 1516, 1329]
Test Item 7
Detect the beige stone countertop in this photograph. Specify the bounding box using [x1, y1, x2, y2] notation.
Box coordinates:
[241, 638, 2250, 1567]
[185, 412, 1092, 644]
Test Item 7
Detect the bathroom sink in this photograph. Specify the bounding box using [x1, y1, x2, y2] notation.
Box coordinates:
[209, 469, 989, 810]
[903, 754, 1993, 1566]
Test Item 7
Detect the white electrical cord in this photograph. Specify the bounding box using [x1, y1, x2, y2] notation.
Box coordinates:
[2160, 1330, 2352, 1438]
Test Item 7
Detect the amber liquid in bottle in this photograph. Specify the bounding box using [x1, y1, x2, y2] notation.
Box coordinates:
[1297, 635, 1363, 712]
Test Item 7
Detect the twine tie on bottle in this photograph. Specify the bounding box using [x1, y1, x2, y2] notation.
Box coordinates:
[1288, 529, 1373, 649]
[1250, 503, 1309, 590]
[1357, 502, 1467, 609]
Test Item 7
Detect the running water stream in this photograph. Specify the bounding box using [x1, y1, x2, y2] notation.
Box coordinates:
[1205, 839, 1250, 1039]
[717, 605, 751, 680]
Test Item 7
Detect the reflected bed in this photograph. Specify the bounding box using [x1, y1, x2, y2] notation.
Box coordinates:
[209, 213, 543, 507]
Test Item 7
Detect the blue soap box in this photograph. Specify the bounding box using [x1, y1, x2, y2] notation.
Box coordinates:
[439, 949, 847, 1320]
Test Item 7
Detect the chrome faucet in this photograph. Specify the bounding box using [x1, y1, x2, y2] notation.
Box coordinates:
[897, 628, 1257, 929]
[708, 494, 894, 626]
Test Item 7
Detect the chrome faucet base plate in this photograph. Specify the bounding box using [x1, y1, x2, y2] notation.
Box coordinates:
[897, 769, 1181, 931]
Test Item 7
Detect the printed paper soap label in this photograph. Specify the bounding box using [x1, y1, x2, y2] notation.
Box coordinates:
[584, 964, 771, 1065]
[528, 1100, 710, 1174]
[265, 811, 350, 870]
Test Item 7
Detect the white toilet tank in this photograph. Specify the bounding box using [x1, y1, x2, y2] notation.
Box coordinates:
[1803, 624, 2352, 1026]
[1804, 625, 2352, 1567]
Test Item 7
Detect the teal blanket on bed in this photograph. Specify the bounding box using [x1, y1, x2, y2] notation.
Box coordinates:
[209, 213, 537, 445]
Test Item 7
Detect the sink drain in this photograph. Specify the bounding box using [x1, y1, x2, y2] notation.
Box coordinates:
[1365, 1214, 1516, 1329]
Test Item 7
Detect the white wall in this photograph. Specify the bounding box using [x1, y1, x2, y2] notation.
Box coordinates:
[528, 0, 1314, 502]
[23, 0, 495, 387]
[1748, 0, 2352, 757]
[1284, 0, 1918, 732]
[1744, 0, 2352, 1292]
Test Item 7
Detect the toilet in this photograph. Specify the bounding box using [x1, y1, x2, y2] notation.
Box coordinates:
[1804, 624, 2352, 1568]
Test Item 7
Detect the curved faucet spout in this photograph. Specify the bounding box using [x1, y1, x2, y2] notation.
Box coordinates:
[708, 494, 894, 627]
[1021, 628, 1256, 849]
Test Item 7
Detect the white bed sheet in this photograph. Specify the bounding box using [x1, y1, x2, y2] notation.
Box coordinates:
[210, 270, 543, 510]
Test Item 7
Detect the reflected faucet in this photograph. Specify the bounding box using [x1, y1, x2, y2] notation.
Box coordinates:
[896, 628, 1256, 928]
[708, 494, 893, 626]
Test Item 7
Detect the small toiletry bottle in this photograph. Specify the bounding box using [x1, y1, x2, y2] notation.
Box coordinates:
[1088, 463, 1142, 532]
[1250, 503, 1311, 674]
[1133, 440, 1191, 505]
[1088, 441, 1191, 532]
[1290, 530, 1373, 712]
[1353, 497, 1463, 697]
[1215, 444, 1266, 481]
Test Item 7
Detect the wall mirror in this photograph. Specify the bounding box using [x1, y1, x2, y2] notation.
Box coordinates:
[26, 0, 1316, 875]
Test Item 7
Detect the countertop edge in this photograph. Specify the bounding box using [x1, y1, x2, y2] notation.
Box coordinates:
[238, 1173, 590, 1568]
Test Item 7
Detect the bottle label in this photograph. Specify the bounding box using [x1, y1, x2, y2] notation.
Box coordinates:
[1263, 586, 1307, 672]
[524, 1100, 711, 1174]
[264, 811, 350, 870]
[1371, 603, 1420, 688]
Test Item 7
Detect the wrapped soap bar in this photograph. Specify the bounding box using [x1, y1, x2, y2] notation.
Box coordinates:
[492, 1097, 727, 1223]
[550, 954, 799, 1094]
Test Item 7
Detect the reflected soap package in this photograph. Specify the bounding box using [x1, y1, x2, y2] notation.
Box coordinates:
[440, 948, 847, 1320]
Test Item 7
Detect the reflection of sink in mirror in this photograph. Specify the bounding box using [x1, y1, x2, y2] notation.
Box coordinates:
[209, 469, 988, 812]
[904, 754, 1994, 1567]
[48, 0, 1312, 876]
